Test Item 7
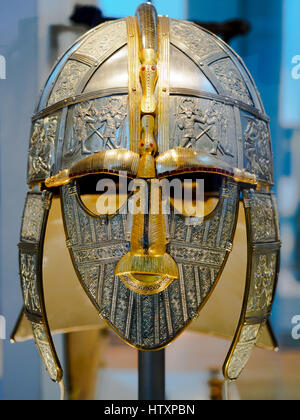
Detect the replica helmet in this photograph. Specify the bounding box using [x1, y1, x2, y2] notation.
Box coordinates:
[12, 2, 280, 396]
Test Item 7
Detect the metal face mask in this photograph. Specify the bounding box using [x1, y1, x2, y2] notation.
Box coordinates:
[13, 3, 280, 392]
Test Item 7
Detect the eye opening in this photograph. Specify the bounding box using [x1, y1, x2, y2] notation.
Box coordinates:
[166, 172, 223, 220]
[73, 171, 224, 220]
[75, 173, 131, 218]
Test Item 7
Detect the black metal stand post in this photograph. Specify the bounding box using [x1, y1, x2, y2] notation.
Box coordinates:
[138, 350, 165, 400]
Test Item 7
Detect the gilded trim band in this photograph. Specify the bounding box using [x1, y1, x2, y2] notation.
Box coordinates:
[157, 16, 170, 153]
[127, 17, 142, 154]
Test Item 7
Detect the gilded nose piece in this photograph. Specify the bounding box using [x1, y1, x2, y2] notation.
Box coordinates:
[115, 3, 178, 295]
[115, 181, 179, 295]
[115, 117, 178, 295]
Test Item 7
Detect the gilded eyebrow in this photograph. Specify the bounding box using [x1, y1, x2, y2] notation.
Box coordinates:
[45, 149, 140, 187]
[156, 148, 257, 185]
[69, 149, 139, 178]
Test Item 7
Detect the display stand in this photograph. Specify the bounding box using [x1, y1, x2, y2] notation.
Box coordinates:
[138, 350, 165, 400]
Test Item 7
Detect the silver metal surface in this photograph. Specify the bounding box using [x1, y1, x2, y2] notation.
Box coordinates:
[84, 46, 129, 93]
[169, 45, 216, 93]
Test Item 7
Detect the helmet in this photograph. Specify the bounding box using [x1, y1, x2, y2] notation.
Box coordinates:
[13, 2, 280, 394]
